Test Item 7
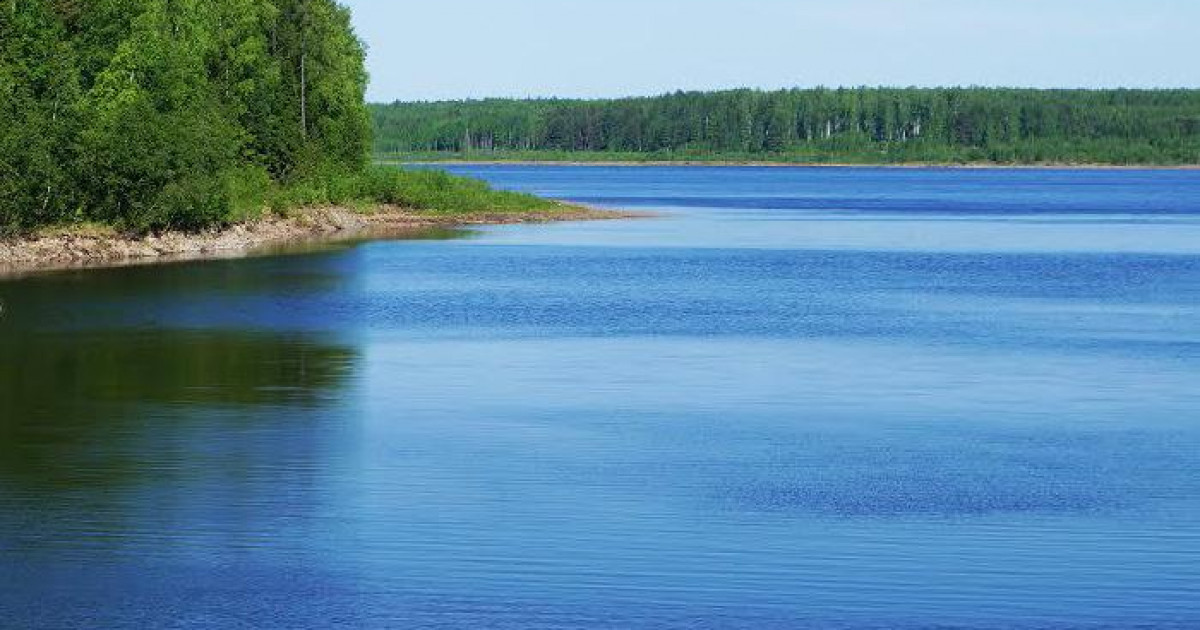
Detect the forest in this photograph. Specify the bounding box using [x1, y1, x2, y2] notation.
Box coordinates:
[0, 0, 382, 233]
[372, 88, 1200, 165]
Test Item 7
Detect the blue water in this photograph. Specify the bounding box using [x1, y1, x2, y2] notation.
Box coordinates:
[2, 166, 1199, 629]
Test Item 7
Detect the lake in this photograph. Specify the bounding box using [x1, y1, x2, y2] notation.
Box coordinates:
[2, 165, 1199, 629]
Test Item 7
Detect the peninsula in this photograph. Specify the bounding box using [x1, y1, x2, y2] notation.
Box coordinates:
[0, 0, 610, 273]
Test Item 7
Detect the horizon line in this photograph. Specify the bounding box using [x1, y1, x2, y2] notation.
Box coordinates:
[371, 85, 1200, 105]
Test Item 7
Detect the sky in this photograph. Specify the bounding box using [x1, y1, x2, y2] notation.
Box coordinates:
[340, 0, 1200, 103]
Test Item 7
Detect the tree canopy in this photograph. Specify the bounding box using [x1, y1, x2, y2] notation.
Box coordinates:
[373, 88, 1200, 165]
[0, 0, 370, 232]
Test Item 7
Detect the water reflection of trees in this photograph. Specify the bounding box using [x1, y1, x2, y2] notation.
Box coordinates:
[0, 329, 359, 489]
[0, 327, 362, 558]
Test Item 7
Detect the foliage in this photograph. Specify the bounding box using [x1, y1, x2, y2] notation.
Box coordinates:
[362, 167, 560, 214]
[246, 165, 562, 216]
[0, 0, 371, 233]
[372, 88, 1200, 165]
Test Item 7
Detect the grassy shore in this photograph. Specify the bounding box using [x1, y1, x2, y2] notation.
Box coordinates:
[1, 165, 568, 239]
[0, 167, 631, 276]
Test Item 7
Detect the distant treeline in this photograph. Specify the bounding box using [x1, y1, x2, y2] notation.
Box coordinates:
[372, 88, 1200, 165]
[1, 0, 369, 232]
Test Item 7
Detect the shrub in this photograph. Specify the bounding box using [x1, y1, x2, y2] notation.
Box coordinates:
[125, 175, 232, 233]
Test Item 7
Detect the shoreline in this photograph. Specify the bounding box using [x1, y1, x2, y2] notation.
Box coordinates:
[0, 204, 631, 278]
[392, 159, 1200, 171]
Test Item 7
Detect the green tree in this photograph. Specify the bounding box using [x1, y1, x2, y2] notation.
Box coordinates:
[371, 87, 1200, 165]
[270, 0, 369, 175]
[0, 0, 80, 230]
[2, 0, 374, 232]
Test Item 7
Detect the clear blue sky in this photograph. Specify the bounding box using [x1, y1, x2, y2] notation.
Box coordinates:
[341, 0, 1200, 103]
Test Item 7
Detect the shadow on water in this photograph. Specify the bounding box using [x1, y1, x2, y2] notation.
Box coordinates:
[0, 330, 362, 568]
[0, 231, 502, 499]
[0, 246, 371, 560]
[0, 227, 480, 335]
[0, 329, 359, 489]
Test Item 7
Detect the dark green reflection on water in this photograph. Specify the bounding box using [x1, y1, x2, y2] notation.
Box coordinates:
[0, 329, 359, 491]
[0, 230, 486, 496]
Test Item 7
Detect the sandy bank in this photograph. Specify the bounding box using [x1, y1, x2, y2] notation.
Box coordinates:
[0, 204, 630, 277]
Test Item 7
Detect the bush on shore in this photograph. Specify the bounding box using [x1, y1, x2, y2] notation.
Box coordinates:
[233, 165, 562, 223]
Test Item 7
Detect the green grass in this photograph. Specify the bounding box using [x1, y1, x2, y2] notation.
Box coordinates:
[232, 164, 564, 221]
[4, 165, 566, 239]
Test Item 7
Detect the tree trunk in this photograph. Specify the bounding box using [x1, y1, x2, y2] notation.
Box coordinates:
[300, 49, 308, 140]
[299, 0, 309, 141]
